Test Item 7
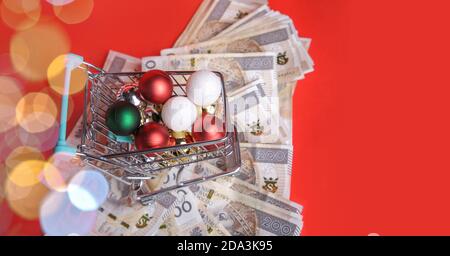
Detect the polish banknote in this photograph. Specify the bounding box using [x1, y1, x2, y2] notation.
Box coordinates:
[193, 162, 302, 216]
[151, 166, 231, 236]
[215, 176, 302, 217]
[190, 180, 302, 236]
[91, 174, 179, 236]
[227, 79, 279, 143]
[142, 52, 278, 97]
[175, 0, 268, 47]
[238, 143, 293, 199]
[213, 7, 314, 71]
[151, 168, 210, 236]
[205, 143, 293, 199]
[91, 188, 177, 236]
[103, 50, 141, 74]
[277, 82, 295, 144]
[162, 25, 305, 84]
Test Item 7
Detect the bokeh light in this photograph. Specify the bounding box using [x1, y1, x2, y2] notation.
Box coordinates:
[5, 155, 49, 221]
[46, 0, 75, 6]
[43, 152, 83, 192]
[47, 54, 88, 95]
[3, 0, 40, 12]
[16, 123, 59, 151]
[53, 0, 94, 25]
[0, 76, 22, 133]
[40, 191, 97, 236]
[67, 170, 109, 211]
[3, 172, 31, 202]
[8, 159, 45, 187]
[40, 86, 76, 124]
[0, 0, 41, 31]
[5, 146, 44, 175]
[41, 162, 63, 192]
[0, 126, 22, 162]
[0, 53, 20, 75]
[10, 21, 70, 81]
[5, 177, 49, 220]
[15, 92, 58, 134]
[0, 124, 59, 162]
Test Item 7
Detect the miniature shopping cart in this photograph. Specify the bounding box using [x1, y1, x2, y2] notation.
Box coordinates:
[55, 54, 241, 205]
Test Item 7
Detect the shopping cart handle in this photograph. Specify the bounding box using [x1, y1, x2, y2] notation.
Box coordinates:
[55, 53, 84, 154]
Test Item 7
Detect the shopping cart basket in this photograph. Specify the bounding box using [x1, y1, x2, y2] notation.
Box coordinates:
[55, 54, 241, 205]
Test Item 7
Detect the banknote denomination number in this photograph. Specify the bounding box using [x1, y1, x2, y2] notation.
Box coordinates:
[174, 189, 193, 218]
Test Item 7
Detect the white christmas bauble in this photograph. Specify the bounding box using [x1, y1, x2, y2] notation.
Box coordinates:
[186, 70, 222, 107]
[162, 96, 198, 132]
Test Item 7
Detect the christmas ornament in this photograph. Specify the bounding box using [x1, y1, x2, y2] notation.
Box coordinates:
[138, 70, 173, 104]
[139, 109, 152, 126]
[186, 70, 222, 107]
[105, 101, 141, 136]
[171, 131, 187, 139]
[192, 113, 226, 147]
[135, 122, 170, 151]
[161, 96, 198, 132]
[177, 133, 194, 145]
[119, 85, 147, 110]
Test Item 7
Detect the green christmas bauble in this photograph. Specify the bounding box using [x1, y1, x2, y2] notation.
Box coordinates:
[105, 101, 141, 136]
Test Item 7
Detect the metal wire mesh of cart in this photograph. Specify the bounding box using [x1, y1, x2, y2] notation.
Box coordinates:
[76, 63, 241, 202]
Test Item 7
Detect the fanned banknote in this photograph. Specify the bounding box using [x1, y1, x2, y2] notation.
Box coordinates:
[91, 190, 177, 236]
[153, 166, 231, 236]
[190, 181, 302, 236]
[238, 143, 293, 199]
[216, 9, 314, 73]
[277, 82, 295, 144]
[207, 143, 293, 199]
[193, 162, 302, 217]
[152, 168, 209, 236]
[216, 176, 302, 217]
[142, 52, 278, 97]
[175, 0, 268, 46]
[103, 50, 141, 73]
[212, 5, 271, 39]
[227, 79, 279, 143]
[163, 25, 306, 84]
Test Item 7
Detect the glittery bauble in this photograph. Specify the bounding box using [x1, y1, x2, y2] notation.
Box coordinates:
[135, 122, 170, 151]
[105, 101, 141, 136]
[192, 113, 226, 148]
[138, 70, 173, 105]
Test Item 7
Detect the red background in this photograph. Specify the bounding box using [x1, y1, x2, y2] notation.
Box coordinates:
[2, 0, 450, 236]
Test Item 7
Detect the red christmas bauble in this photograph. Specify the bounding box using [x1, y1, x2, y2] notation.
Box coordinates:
[135, 122, 170, 151]
[138, 70, 173, 105]
[192, 113, 226, 150]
